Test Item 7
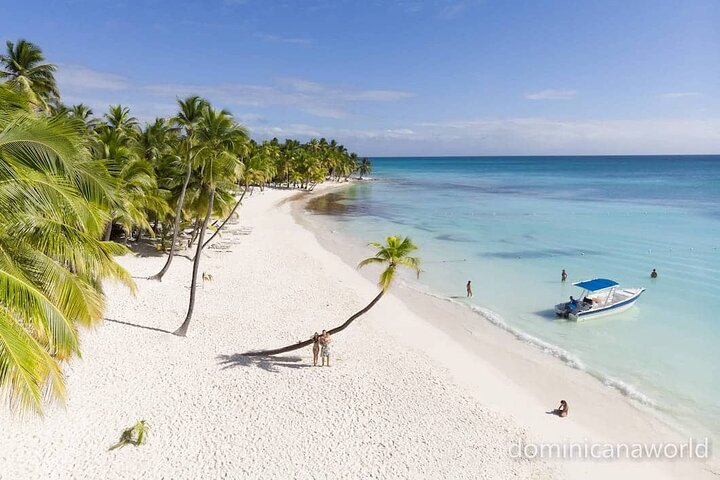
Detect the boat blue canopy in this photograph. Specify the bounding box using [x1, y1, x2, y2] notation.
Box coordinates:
[573, 278, 618, 291]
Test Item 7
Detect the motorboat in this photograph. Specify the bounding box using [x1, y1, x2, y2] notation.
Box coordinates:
[555, 278, 645, 321]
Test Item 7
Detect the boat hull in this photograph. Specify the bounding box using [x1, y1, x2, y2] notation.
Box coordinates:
[569, 288, 645, 321]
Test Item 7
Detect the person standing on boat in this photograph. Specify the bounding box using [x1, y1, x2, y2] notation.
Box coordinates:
[561, 269, 567, 282]
[650, 268, 658, 279]
[466, 280, 473, 297]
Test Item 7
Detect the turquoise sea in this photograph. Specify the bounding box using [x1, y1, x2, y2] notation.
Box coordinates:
[308, 156, 720, 440]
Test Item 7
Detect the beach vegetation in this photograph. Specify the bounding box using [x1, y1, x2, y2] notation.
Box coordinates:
[0, 39, 58, 111]
[0, 82, 133, 414]
[150, 95, 208, 281]
[173, 108, 248, 337]
[357, 158, 372, 179]
[0, 38, 372, 412]
[109, 420, 149, 450]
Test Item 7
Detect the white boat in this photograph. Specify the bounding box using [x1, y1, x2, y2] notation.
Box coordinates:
[554, 278, 645, 321]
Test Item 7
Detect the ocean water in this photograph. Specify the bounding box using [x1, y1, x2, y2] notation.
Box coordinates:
[308, 156, 720, 439]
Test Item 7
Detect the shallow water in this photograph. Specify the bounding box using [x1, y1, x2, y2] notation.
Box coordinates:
[308, 156, 720, 439]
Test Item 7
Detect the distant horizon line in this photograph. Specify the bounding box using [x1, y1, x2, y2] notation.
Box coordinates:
[366, 153, 720, 159]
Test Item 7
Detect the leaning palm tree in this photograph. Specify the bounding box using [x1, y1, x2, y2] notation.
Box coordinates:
[173, 108, 246, 336]
[357, 158, 372, 179]
[244, 236, 421, 356]
[0, 39, 58, 110]
[150, 96, 207, 281]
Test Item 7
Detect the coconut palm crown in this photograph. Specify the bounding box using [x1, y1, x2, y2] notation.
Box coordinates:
[0, 39, 59, 109]
[358, 236, 421, 291]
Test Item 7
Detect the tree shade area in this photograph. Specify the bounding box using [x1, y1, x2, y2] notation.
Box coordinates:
[0, 38, 371, 414]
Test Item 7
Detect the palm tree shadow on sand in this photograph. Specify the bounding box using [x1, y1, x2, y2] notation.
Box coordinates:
[217, 354, 310, 373]
[104, 318, 173, 334]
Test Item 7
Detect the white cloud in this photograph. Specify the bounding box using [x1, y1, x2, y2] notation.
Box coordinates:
[56, 65, 129, 92]
[143, 79, 414, 118]
[255, 33, 312, 45]
[248, 117, 720, 156]
[397, 0, 483, 18]
[660, 92, 702, 98]
[249, 124, 419, 142]
[525, 89, 577, 100]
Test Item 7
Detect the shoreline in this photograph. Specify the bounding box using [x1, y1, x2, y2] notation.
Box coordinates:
[293, 182, 719, 479]
[0, 184, 715, 479]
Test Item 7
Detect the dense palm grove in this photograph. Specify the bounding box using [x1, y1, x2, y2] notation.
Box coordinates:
[0, 39, 371, 413]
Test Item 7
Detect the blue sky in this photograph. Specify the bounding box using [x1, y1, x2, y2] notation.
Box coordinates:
[2, 0, 719, 155]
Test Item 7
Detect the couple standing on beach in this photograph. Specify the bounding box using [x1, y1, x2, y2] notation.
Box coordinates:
[312, 330, 332, 367]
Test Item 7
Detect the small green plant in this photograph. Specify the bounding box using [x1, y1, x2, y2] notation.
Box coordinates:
[202, 272, 213, 282]
[109, 420, 149, 451]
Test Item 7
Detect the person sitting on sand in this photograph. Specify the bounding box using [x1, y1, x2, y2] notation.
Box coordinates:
[466, 280, 473, 298]
[561, 269, 567, 282]
[320, 330, 331, 367]
[312, 332, 320, 366]
[547, 400, 569, 417]
[650, 268, 658, 279]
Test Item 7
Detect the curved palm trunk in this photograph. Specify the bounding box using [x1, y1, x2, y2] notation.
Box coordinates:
[174, 189, 215, 337]
[150, 162, 192, 281]
[201, 186, 247, 249]
[242, 290, 385, 356]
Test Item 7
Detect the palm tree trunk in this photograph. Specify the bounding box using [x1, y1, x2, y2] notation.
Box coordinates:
[174, 189, 215, 337]
[188, 217, 200, 247]
[242, 290, 385, 356]
[202, 186, 247, 249]
[150, 161, 192, 281]
[103, 222, 112, 241]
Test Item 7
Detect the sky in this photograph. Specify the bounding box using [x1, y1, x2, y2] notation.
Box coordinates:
[2, 0, 719, 156]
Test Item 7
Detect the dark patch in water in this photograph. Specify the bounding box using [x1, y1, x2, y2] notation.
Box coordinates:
[306, 192, 365, 216]
[414, 224, 438, 233]
[435, 233, 475, 243]
[480, 248, 602, 259]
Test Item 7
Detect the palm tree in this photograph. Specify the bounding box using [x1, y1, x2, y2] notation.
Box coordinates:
[94, 108, 170, 243]
[173, 108, 246, 336]
[357, 158, 372, 179]
[103, 105, 139, 135]
[0, 39, 58, 110]
[201, 139, 249, 249]
[150, 96, 207, 281]
[244, 236, 421, 356]
[69, 104, 98, 130]
[0, 84, 133, 413]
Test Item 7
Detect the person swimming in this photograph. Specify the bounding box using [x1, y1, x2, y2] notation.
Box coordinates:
[650, 268, 658, 279]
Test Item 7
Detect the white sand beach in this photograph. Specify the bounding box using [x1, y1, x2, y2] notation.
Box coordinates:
[0, 186, 715, 480]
